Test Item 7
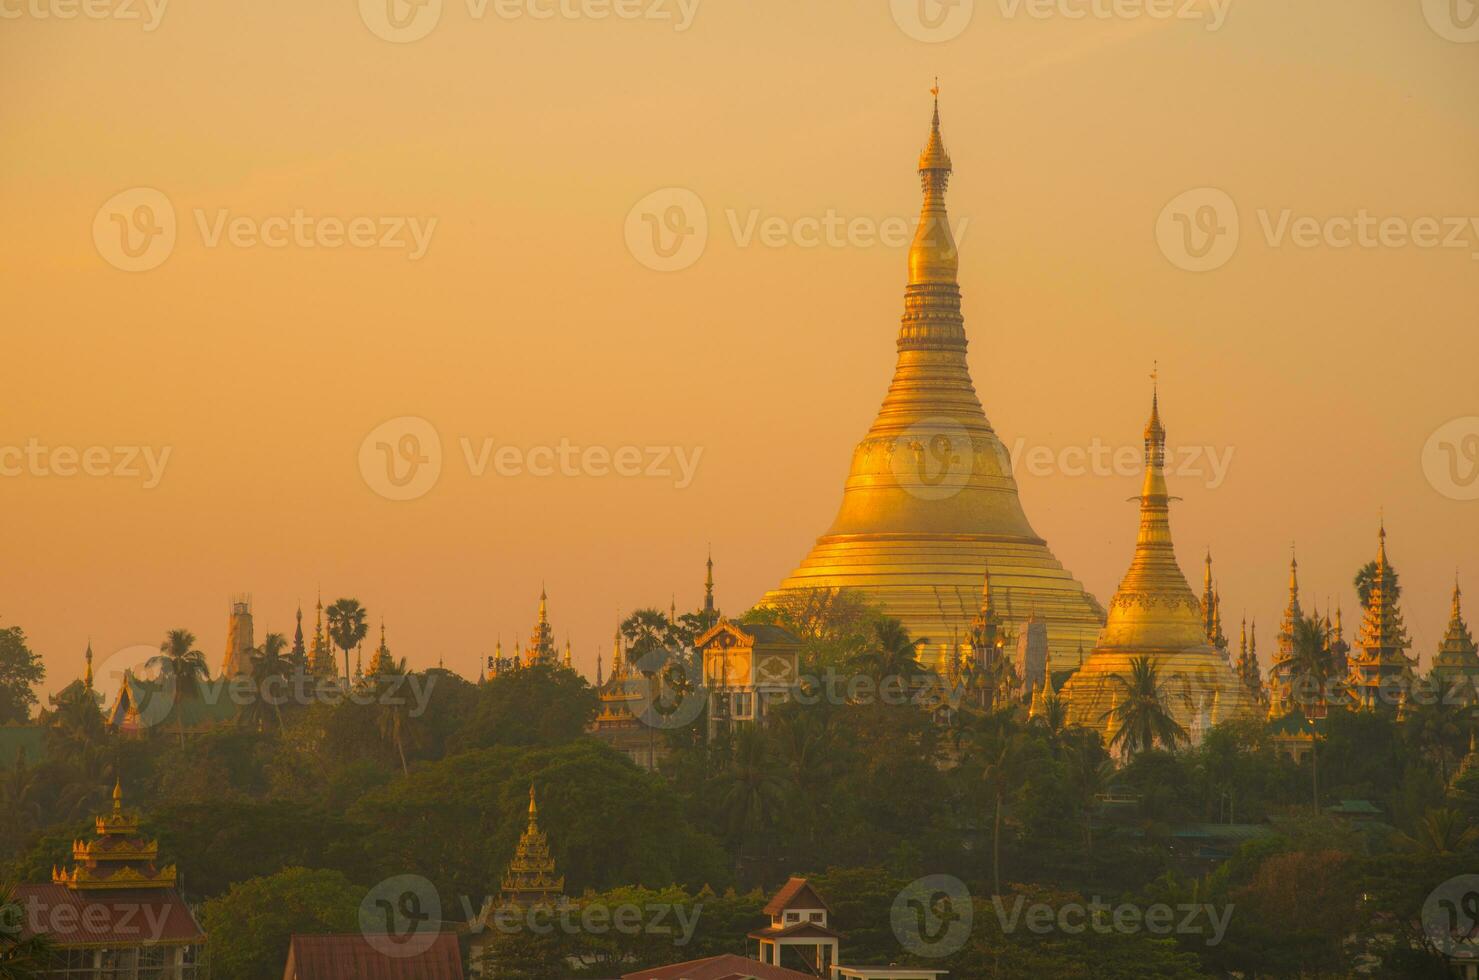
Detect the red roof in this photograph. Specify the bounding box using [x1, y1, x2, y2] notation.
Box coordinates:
[622, 953, 816, 980]
[283, 933, 464, 980]
[12, 884, 204, 946]
[763, 877, 831, 916]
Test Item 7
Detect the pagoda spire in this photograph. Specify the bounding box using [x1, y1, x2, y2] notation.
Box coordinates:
[84, 640, 94, 691]
[1348, 520, 1414, 709]
[703, 547, 717, 626]
[497, 785, 564, 909]
[292, 604, 306, 664]
[1434, 574, 1479, 694]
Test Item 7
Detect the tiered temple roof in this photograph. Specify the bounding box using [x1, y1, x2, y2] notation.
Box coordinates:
[53, 782, 177, 890]
[1347, 523, 1415, 709]
[498, 786, 564, 908]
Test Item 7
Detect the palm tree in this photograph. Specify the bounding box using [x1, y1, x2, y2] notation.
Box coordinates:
[970, 709, 1025, 896]
[716, 727, 787, 886]
[147, 629, 210, 747]
[1101, 655, 1189, 757]
[325, 599, 369, 685]
[0, 882, 54, 978]
[1395, 807, 1479, 856]
[1288, 614, 1334, 807]
[850, 618, 928, 684]
[371, 657, 415, 776]
[769, 707, 837, 853]
[242, 633, 291, 731]
[1063, 733, 1115, 850]
[1032, 692, 1073, 751]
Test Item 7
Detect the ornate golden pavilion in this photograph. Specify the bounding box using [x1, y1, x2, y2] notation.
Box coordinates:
[761, 93, 1104, 673]
[1058, 385, 1258, 744]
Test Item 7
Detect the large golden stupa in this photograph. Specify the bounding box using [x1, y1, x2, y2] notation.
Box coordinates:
[761, 93, 1105, 671]
[1058, 386, 1259, 743]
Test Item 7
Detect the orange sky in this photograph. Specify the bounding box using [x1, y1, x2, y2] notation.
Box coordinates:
[3, 0, 1477, 696]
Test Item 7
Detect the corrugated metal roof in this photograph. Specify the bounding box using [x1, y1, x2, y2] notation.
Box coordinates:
[283, 933, 464, 980]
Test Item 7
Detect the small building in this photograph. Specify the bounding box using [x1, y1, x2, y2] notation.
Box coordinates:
[749, 877, 842, 975]
[589, 624, 668, 771]
[16, 782, 206, 977]
[630, 878, 948, 980]
[282, 933, 463, 980]
[106, 671, 236, 738]
[696, 620, 801, 740]
[1268, 708, 1321, 764]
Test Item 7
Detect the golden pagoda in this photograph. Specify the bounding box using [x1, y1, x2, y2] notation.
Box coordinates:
[762, 89, 1104, 672]
[307, 592, 337, 679]
[365, 619, 397, 678]
[498, 786, 564, 907]
[524, 587, 558, 667]
[53, 781, 178, 890]
[1058, 382, 1258, 744]
[1432, 577, 1479, 703]
[1347, 522, 1416, 709]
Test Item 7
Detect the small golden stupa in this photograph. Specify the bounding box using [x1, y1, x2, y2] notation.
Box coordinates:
[762, 88, 1104, 672]
[498, 786, 564, 908]
[1059, 381, 1258, 743]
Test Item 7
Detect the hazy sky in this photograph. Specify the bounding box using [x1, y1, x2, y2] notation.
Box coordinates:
[3, 0, 1477, 696]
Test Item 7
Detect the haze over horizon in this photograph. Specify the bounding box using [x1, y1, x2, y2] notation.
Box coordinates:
[4, 0, 1477, 698]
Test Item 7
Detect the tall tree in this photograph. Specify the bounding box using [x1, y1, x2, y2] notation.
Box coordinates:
[0, 624, 44, 726]
[716, 726, 787, 886]
[325, 599, 369, 686]
[243, 633, 291, 732]
[1102, 655, 1188, 757]
[148, 629, 210, 747]
[1354, 559, 1400, 607]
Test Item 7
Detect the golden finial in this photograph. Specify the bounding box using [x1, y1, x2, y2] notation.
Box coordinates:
[112, 779, 124, 817]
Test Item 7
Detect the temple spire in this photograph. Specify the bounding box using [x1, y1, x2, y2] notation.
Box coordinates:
[84, 640, 94, 690]
[910, 82, 958, 288]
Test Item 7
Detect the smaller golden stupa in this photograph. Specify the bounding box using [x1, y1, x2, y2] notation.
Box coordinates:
[498, 786, 564, 908]
[1059, 379, 1259, 744]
